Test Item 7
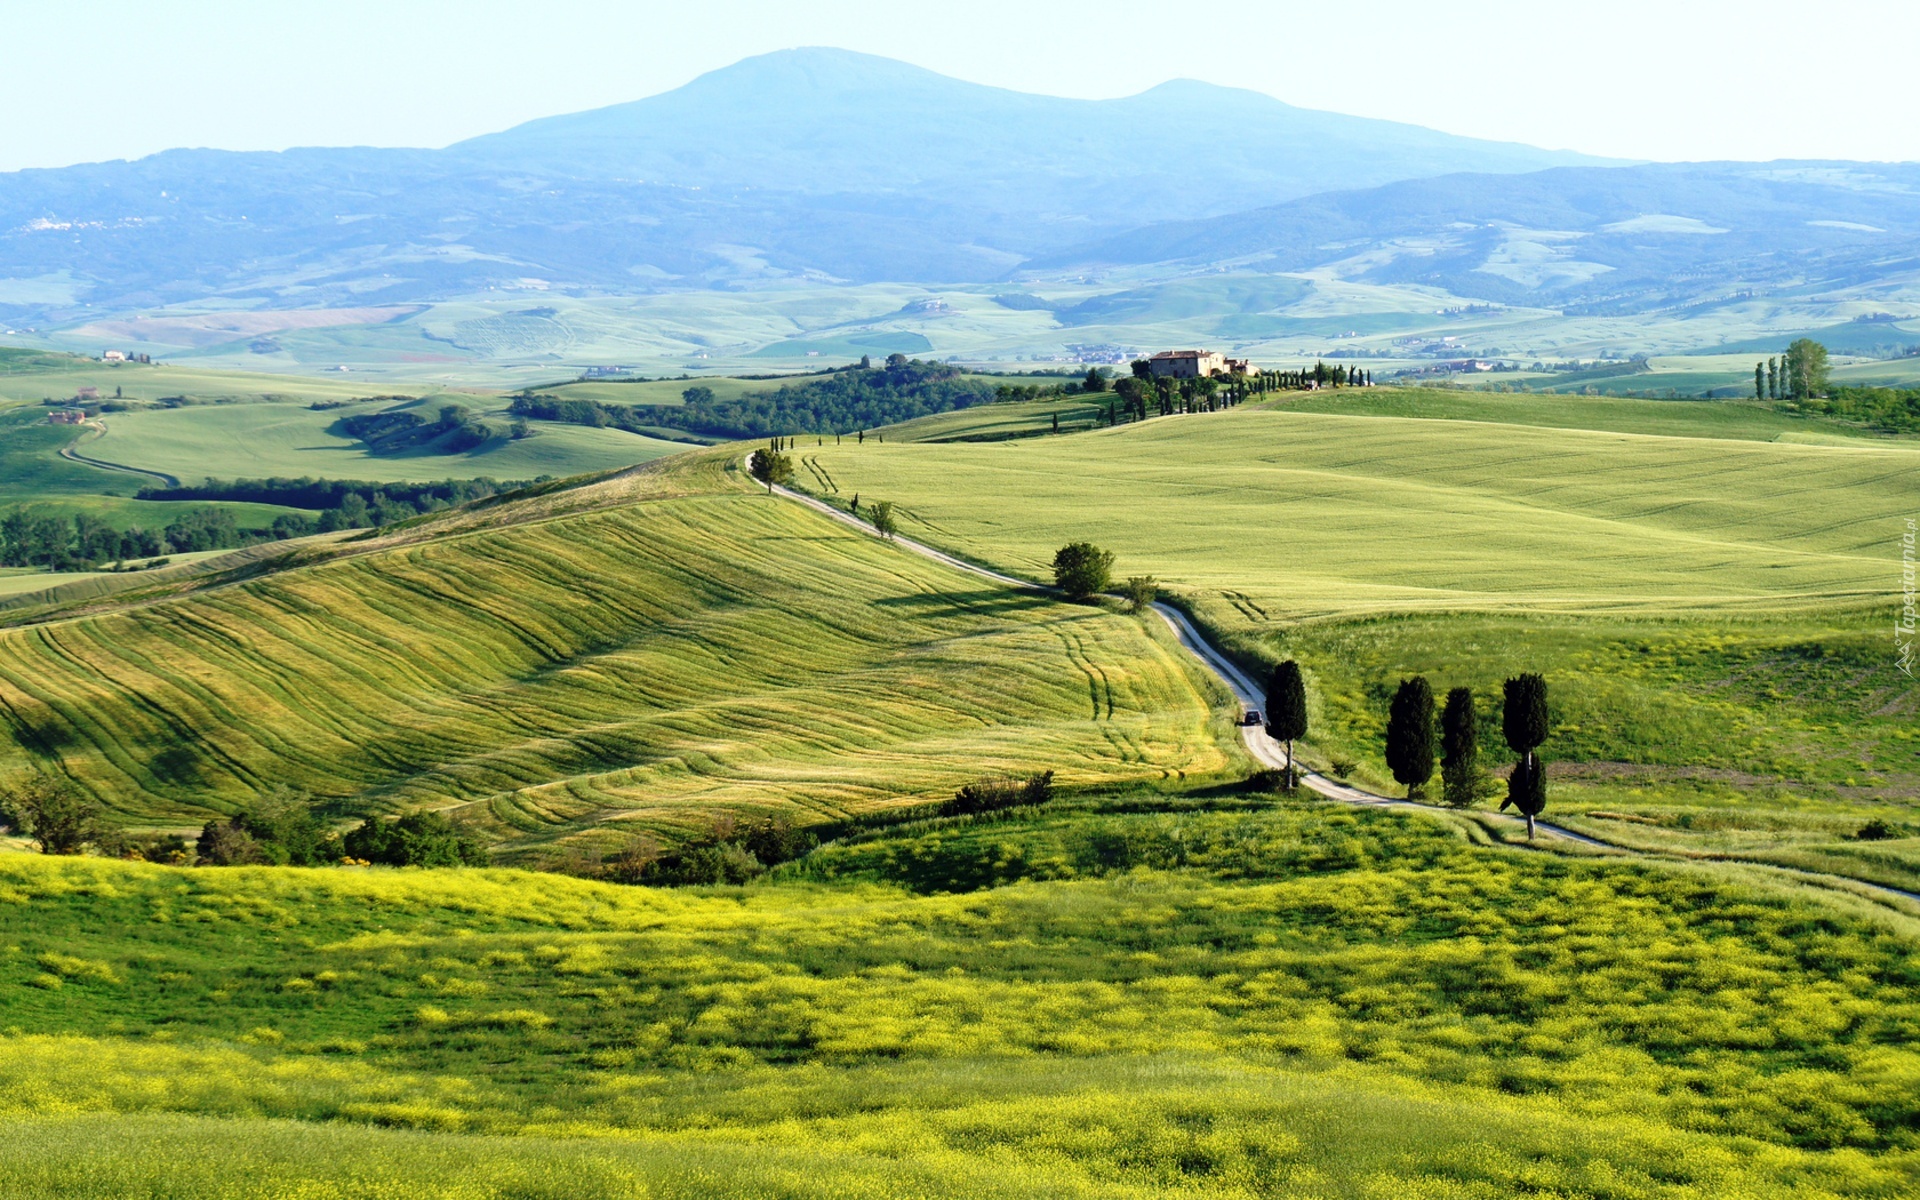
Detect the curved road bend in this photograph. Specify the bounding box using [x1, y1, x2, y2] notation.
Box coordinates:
[59, 419, 181, 488]
[761, 467, 1920, 905]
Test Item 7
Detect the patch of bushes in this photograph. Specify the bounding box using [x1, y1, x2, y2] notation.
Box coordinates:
[342, 811, 490, 868]
[941, 771, 1054, 817]
[606, 816, 819, 886]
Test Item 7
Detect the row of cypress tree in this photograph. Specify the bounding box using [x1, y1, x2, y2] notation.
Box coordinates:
[1265, 664, 1553, 837]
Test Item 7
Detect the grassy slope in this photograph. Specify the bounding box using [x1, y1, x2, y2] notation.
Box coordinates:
[0, 798, 1916, 1197]
[0, 450, 1228, 855]
[830, 405, 1910, 617]
[1276, 386, 1913, 444]
[88, 400, 680, 485]
[808, 400, 1920, 885]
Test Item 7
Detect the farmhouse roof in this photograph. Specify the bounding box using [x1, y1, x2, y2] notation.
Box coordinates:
[1149, 349, 1208, 360]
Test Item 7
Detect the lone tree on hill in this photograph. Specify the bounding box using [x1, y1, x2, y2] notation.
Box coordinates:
[1384, 676, 1436, 799]
[748, 448, 793, 493]
[0, 774, 104, 855]
[1052, 542, 1114, 602]
[1782, 338, 1830, 400]
[1439, 686, 1480, 809]
[867, 500, 898, 540]
[1266, 660, 1308, 788]
[1500, 673, 1550, 837]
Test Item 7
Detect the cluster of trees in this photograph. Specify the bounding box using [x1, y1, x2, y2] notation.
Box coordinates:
[0, 776, 488, 866]
[335, 404, 510, 454]
[1380, 673, 1551, 835]
[0, 505, 264, 571]
[516, 356, 996, 440]
[1753, 339, 1831, 401]
[1265, 666, 1552, 835]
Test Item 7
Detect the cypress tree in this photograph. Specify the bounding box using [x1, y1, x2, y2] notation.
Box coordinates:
[1755, 362, 1765, 400]
[1500, 674, 1550, 837]
[1265, 660, 1308, 787]
[1439, 687, 1479, 808]
[1384, 676, 1436, 798]
[1766, 358, 1778, 400]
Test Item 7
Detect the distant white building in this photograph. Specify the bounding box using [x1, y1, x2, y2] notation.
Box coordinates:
[102, 350, 126, 362]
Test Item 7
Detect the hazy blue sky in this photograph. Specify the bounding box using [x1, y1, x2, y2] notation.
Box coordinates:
[5, 0, 1915, 172]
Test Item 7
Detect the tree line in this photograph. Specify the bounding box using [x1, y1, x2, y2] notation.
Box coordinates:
[515, 355, 998, 440]
[140, 474, 537, 518]
[0, 505, 254, 571]
[1102, 359, 1370, 424]
[4, 475, 546, 573]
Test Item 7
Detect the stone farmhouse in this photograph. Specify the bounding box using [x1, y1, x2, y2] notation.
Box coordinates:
[1147, 349, 1251, 380]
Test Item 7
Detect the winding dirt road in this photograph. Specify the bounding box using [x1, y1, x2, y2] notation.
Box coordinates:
[57, 419, 181, 487]
[761, 466, 1920, 907]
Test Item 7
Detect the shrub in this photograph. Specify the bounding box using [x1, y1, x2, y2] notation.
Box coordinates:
[196, 818, 267, 866]
[1857, 818, 1895, 841]
[942, 771, 1054, 817]
[0, 775, 104, 855]
[343, 811, 489, 868]
[1052, 543, 1113, 601]
[1122, 575, 1159, 612]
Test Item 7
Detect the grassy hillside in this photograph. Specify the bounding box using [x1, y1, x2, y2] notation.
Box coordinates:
[0, 450, 1227, 856]
[802, 402, 1920, 884]
[1275, 386, 1912, 444]
[88, 399, 679, 485]
[1, 794, 1917, 1197]
[828, 405, 1910, 617]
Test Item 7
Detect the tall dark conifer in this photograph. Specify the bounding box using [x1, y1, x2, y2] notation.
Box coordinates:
[1440, 687, 1479, 808]
[1500, 674, 1550, 837]
[1265, 661, 1308, 787]
[1385, 676, 1436, 798]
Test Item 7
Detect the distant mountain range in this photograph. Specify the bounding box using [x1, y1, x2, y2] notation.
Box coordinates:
[0, 48, 1612, 317]
[1031, 161, 1920, 317]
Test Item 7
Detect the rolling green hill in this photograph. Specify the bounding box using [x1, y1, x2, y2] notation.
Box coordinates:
[803, 399, 1920, 884]
[830, 403, 1911, 618]
[88, 399, 679, 485]
[0, 449, 1227, 856]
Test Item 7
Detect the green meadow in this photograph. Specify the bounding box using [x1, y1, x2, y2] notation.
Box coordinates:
[2, 794, 1918, 1197]
[88, 399, 679, 485]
